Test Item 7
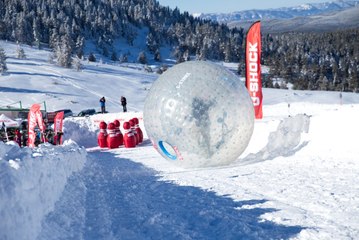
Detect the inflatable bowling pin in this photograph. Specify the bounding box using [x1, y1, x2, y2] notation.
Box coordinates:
[133, 117, 143, 143]
[98, 121, 108, 148]
[107, 122, 118, 149]
[113, 120, 124, 147]
[123, 121, 136, 148]
[129, 119, 139, 145]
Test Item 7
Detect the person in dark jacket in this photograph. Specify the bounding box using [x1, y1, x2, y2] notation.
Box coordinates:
[100, 97, 106, 114]
[121, 96, 127, 112]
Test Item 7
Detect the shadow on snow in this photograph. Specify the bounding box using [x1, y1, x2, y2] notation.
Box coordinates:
[6, 70, 62, 79]
[84, 64, 155, 80]
[0, 86, 81, 97]
[38, 151, 304, 240]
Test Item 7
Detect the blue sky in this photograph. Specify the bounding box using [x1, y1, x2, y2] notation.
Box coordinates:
[156, 0, 329, 13]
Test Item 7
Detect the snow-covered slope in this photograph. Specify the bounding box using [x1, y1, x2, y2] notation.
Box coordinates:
[198, 0, 359, 32]
[266, 5, 359, 32]
[197, 0, 359, 23]
[0, 42, 157, 114]
[1, 41, 359, 239]
[228, 5, 359, 33]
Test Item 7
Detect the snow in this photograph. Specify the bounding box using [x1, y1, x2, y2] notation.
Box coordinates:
[0, 141, 87, 240]
[1, 41, 359, 239]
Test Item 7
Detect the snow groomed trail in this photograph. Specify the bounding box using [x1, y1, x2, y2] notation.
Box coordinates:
[37, 147, 303, 240]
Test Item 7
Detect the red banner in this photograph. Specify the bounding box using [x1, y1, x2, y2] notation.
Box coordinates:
[54, 111, 64, 145]
[246, 21, 263, 119]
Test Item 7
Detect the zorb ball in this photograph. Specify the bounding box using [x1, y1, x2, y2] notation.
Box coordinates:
[144, 61, 254, 168]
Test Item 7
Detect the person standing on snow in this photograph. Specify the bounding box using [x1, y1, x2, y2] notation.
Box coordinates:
[100, 96, 106, 114]
[121, 96, 127, 112]
[14, 129, 22, 146]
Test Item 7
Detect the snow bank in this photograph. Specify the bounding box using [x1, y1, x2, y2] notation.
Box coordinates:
[63, 117, 99, 148]
[0, 141, 87, 240]
[241, 114, 310, 164]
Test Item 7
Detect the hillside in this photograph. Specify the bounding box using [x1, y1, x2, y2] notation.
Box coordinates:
[0, 41, 157, 114]
[0, 0, 244, 63]
[228, 5, 359, 33]
[198, 0, 359, 22]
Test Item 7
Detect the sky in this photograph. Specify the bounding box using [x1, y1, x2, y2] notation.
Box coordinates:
[157, 0, 330, 13]
[2, 40, 359, 240]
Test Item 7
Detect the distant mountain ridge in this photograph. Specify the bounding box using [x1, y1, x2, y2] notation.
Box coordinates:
[195, 0, 359, 23]
[258, 6, 359, 33]
[226, 5, 359, 33]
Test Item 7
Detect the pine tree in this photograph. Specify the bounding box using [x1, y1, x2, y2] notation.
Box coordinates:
[33, 19, 41, 49]
[0, 47, 8, 75]
[102, 47, 109, 58]
[172, 46, 184, 63]
[56, 34, 73, 68]
[72, 56, 83, 71]
[88, 53, 96, 62]
[111, 52, 118, 61]
[146, 32, 158, 54]
[154, 49, 161, 62]
[48, 51, 56, 64]
[119, 54, 128, 63]
[15, 12, 32, 44]
[137, 51, 147, 64]
[348, 66, 358, 93]
[0, 21, 6, 39]
[16, 45, 26, 59]
[75, 36, 85, 59]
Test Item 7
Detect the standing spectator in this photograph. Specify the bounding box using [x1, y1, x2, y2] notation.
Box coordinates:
[14, 129, 22, 147]
[121, 96, 127, 112]
[339, 92, 343, 105]
[100, 96, 106, 114]
[20, 121, 27, 147]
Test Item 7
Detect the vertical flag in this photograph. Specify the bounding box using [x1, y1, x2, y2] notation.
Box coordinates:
[245, 21, 263, 119]
[53, 111, 64, 145]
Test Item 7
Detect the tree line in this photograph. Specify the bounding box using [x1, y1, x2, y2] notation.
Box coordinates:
[260, 29, 359, 93]
[0, 0, 244, 66]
